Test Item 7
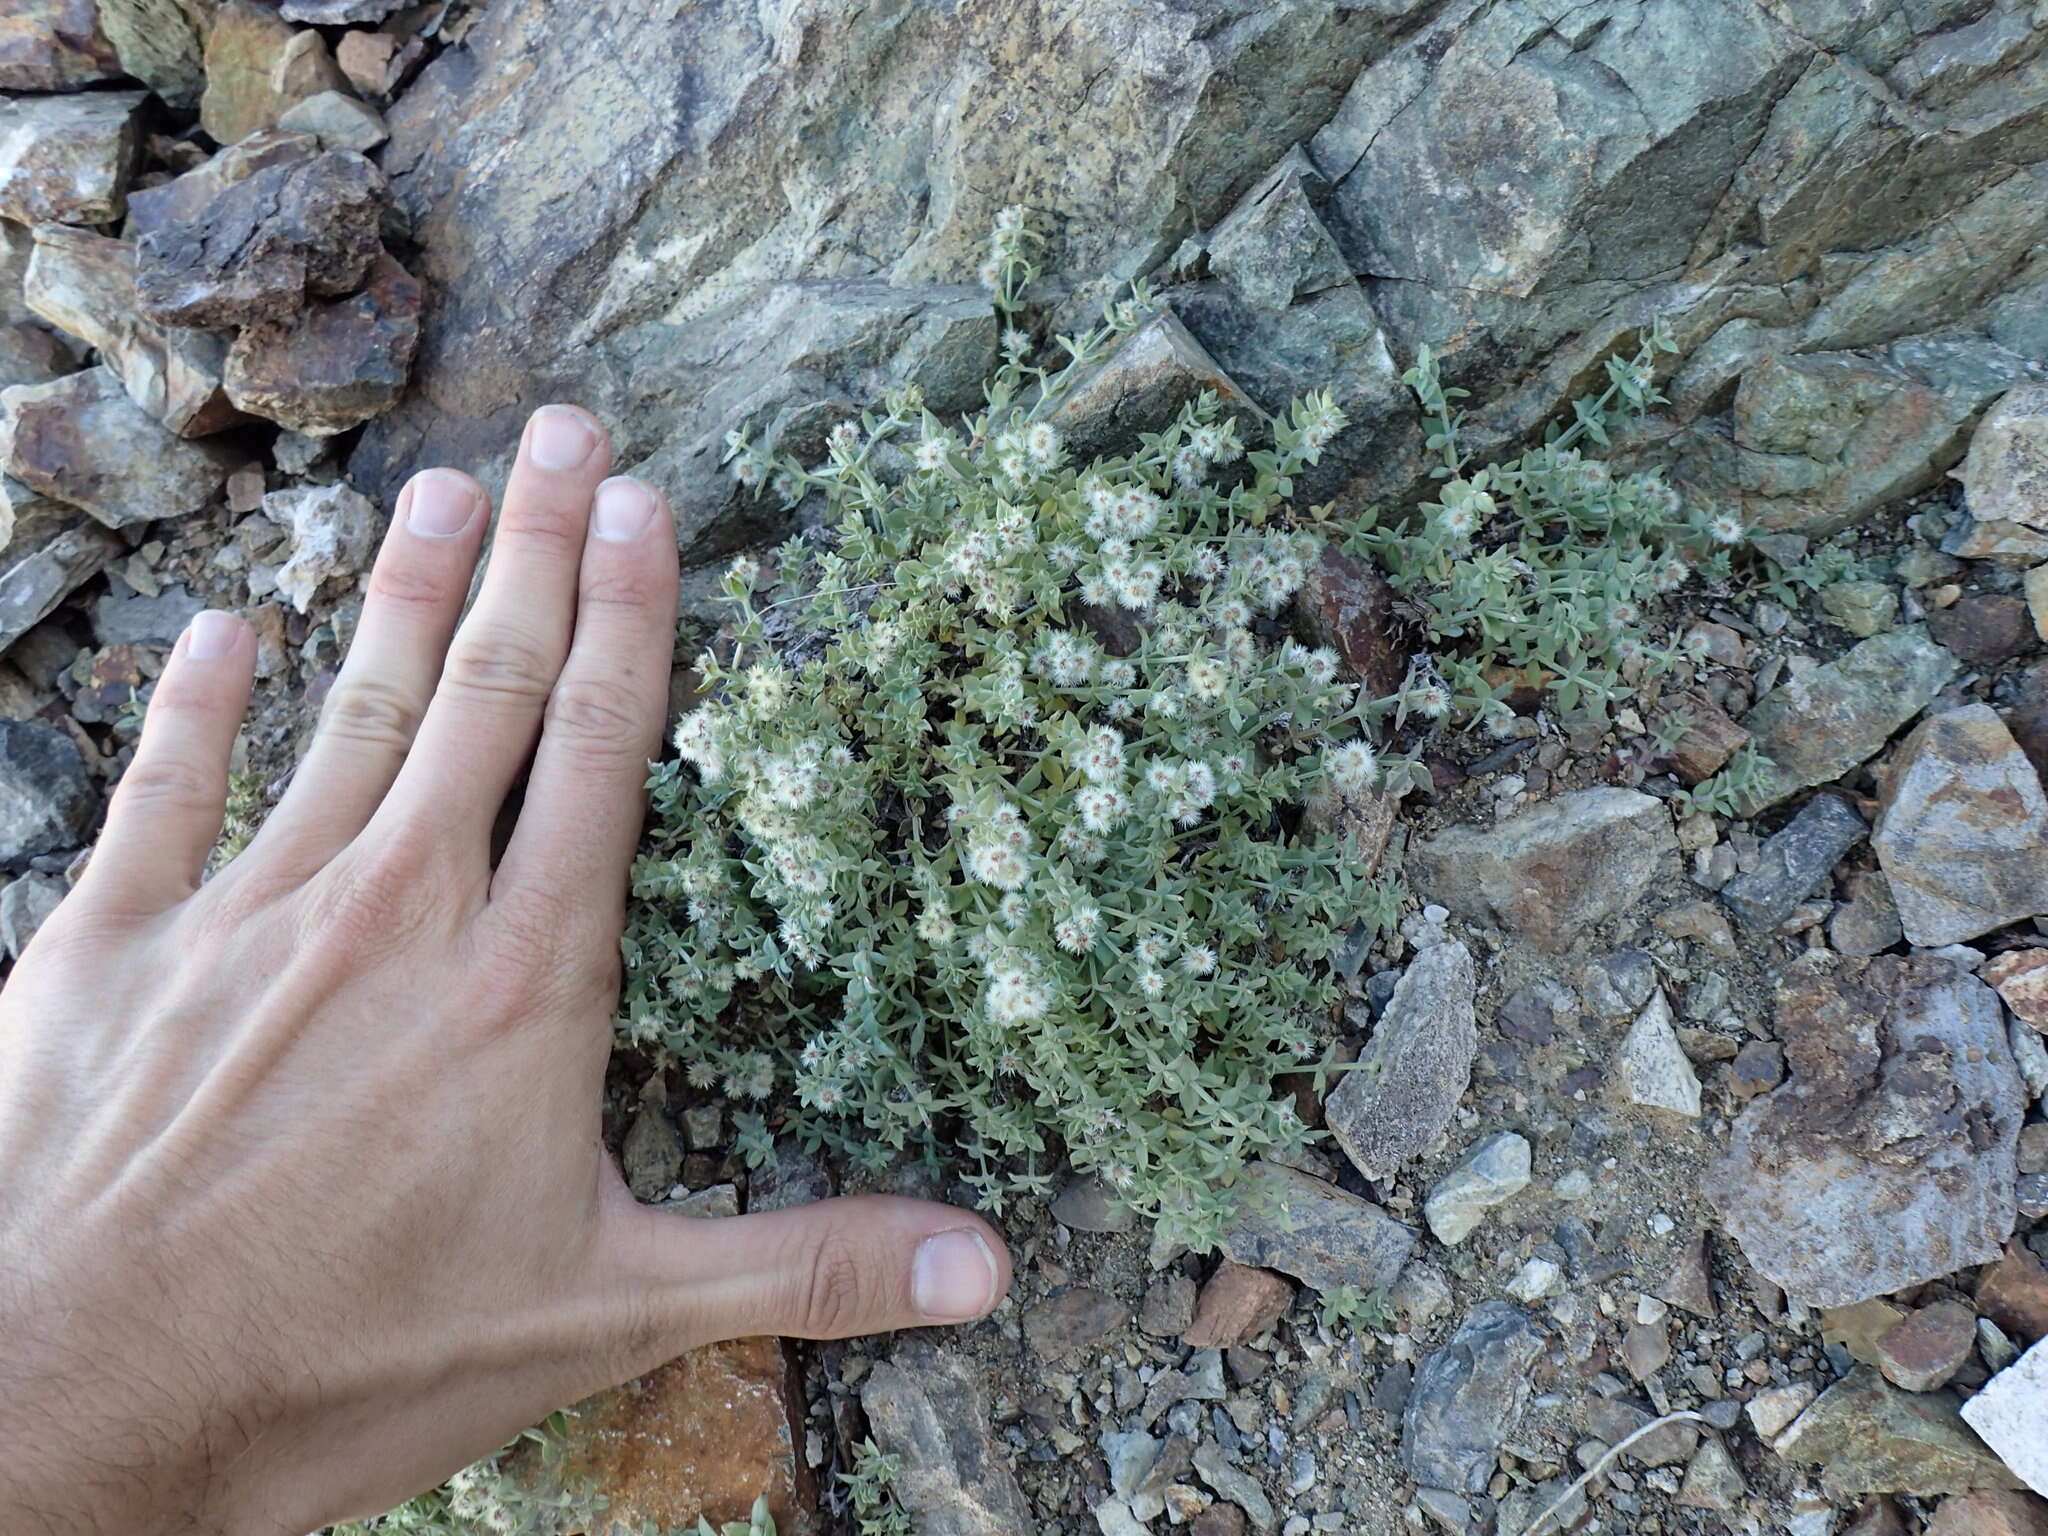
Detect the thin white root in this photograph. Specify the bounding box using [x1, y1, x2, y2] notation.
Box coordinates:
[1512, 1409, 1708, 1536]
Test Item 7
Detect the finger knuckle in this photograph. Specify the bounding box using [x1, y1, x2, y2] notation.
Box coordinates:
[790, 1230, 872, 1338]
[319, 676, 425, 753]
[498, 502, 589, 558]
[115, 756, 220, 819]
[368, 553, 458, 611]
[578, 562, 661, 614]
[443, 627, 558, 707]
[545, 677, 649, 759]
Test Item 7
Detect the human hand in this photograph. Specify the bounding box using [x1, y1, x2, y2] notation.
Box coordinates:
[0, 406, 1011, 1536]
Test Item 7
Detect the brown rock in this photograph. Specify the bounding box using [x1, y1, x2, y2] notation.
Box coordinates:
[1927, 594, 2037, 667]
[0, 91, 147, 227]
[2010, 661, 2048, 784]
[126, 129, 319, 241]
[1830, 869, 1904, 956]
[23, 226, 243, 439]
[224, 252, 420, 435]
[1845, 1497, 1909, 1536]
[136, 151, 388, 331]
[1298, 543, 1404, 699]
[1927, 1492, 2048, 1536]
[335, 27, 424, 96]
[1189, 1504, 1248, 1536]
[1657, 690, 1751, 785]
[1, 367, 237, 528]
[1875, 1300, 1977, 1392]
[1825, 1298, 1910, 1367]
[1024, 1286, 1129, 1363]
[1658, 1229, 1716, 1318]
[1984, 950, 2048, 1032]
[0, 0, 121, 90]
[1979, 1244, 2048, 1345]
[0, 320, 74, 392]
[1730, 1039, 1786, 1099]
[201, 1, 350, 147]
[1183, 1262, 1294, 1350]
[510, 1338, 815, 1535]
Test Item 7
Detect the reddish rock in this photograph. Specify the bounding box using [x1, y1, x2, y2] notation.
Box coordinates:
[126, 129, 319, 240]
[335, 27, 425, 96]
[511, 1339, 815, 1535]
[1874, 1300, 1977, 1392]
[136, 150, 387, 330]
[1023, 1286, 1130, 1363]
[2010, 662, 2048, 784]
[1979, 1244, 2048, 1345]
[0, 0, 121, 91]
[224, 252, 420, 435]
[0, 90, 147, 227]
[1657, 690, 1752, 785]
[1190, 1503, 1249, 1536]
[1984, 949, 2048, 1032]
[1298, 543, 1404, 699]
[1, 367, 237, 528]
[1927, 1492, 2048, 1536]
[200, 0, 350, 147]
[1183, 1262, 1295, 1349]
[1928, 594, 2038, 667]
[0, 320, 74, 391]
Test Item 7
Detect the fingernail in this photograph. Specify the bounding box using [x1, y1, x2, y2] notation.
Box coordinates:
[912, 1229, 1000, 1322]
[405, 468, 480, 537]
[529, 404, 599, 470]
[186, 610, 243, 661]
[592, 476, 656, 542]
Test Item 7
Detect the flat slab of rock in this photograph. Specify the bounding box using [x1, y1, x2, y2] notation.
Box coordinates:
[1704, 952, 2023, 1308]
[1721, 793, 1867, 930]
[1963, 1338, 2048, 1498]
[137, 150, 387, 330]
[1220, 1160, 1415, 1294]
[1325, 940, 1476, 1182]
[1409, 788, 1675, 953]
[224, 251, 420, 435]
[24, 225, 243, 438]
[126, 128, 318, 241]
[1926, 1493, 2048, 1536]
[0, 367, 237, 528]
[1735, 627, 1959, 814]
[1873, 704, 2048, 946]
[1024, 1287, 1129, 1363]
[0, 491, 121, 652]
[1423, 1132, 1530, 1247]
[1046, 310, 1256, 463]
[863, 1343, 1035, 1536]
[1986, 951, 2048, 1033]
[0, 90, 146, 226]
[1776, 1366, 2024, 1496]
[1961, 386, 2048, 530]
[1402, 1300, 1544, 1495]
[0, 0, 121, 90]
[1182, 1262, 1293, 1350]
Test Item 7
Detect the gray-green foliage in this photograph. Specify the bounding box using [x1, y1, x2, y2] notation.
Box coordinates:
[619, 211, 1403, 1251]
[328, 1417, 606, 1536]
[838, 1440, 912, 1536]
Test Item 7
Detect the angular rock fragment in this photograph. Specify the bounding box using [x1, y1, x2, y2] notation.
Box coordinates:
[334, 27, 423, 98]
[1985, 951, 2048, 1033]
[1962, 387, 2048, 531]
[96, 0, 210, 106]
[1403, 1301, 1543, 1495]
[1220, 1161, 1414, 1294]
[0, 718, 95, 865]
[275, 89, 389, 153]
[1, 367, 237, 528]
[1704, 953, 2024, 1308]
[1024, 1287, 1128, 1363]
[1979, 1244, 2048, 1346]
[1926, 1492, 2048, 1536]
[1182, 1263, 1292, 1350]
[0, 91, 146, 227]
[1048, 1176, 1133, 1234]
[281, 0, 409, 21]
[1615, 990, 1702, 1117]
[264, 481, 379, 612]
[24, 225, 241, 438]
[1721, 793, 1867, 930]
[1945, 519, 2048, 564]
[1657, 690, 1750, 785]
[1048, 311, 1255, 463]
[1927, 594, 2036, 667]
[863, 1343, 1034, 1536]
[125, 129, 317, 241]
[1325, 940, 1476, 1182]
[1737, 627, 1960, 814]
[1872, 704, 2048, 947]
[1777, 1367, 2024, 1496]
[1875, 1300, 1978, 1393]
[1831, 869, 1904, 956]
[201, 0, 349, 147]
[224, 252, 419, 435]
[1423, 1132, 1530, 1247]
[1296, 543, 1403, 699]
[0, 488, 121, 652]
[1409, 788, 1676, 952]
[0, 319, 73, 392]
[1, 0, 120, 90]
[136, 151, 387, 331]
[1962, 1339, 2048, 1498]
[1678, 1439, 1746, 1511]
[0, 868, 63, 958]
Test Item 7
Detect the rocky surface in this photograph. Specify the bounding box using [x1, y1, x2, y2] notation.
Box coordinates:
[1324, 939, 1476, 1183]
[863, 1344, 1035, 1536]
[1219, 1162, 1414, 1295]
[0, 90, 146, 226]
[223, 250, 418, 435]
[0, 367, 237, 528]
[1963, 1338, 2048, 1499]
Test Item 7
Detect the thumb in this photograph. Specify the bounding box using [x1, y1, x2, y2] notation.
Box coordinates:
[602, 1192, 1013, 1355]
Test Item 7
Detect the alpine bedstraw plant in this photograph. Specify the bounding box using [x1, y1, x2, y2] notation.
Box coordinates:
[620, 210, 1403, 1251]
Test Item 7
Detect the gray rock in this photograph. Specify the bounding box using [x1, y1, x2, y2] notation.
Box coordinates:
[1581, 950, 1658, 1019]
[280, 0, 410, 23]
[1615, 990, 1703, 1118]
[0, 497, 122, 654]
[1777, 1366, 2026, 1497]
[747, 1140, 831, 1212]
[23, 225, 243, 439]
[275, 91, 390, 155]
[1705, 952, 2024, 1309]
[1024, 1287, 1129, 1363]
[96, 0, 210, 107]
[1410, 789, 1676, 953]
[0, 319, 75, 394]
[1960, 1337, 2048, 1497]
[1831, 870, 1905, 957]
[1944, 518, 2048, 564]
[1191, 1439, 1274, 1532]
[1737, 628, 1960, 815]
[1873, 704, 2048, 947]
[0, 720, 95, 866]
[1049, 309, 1259, 464]
[1422, 1133, 1531, 1248]
[1403, 1300, 1544, 1495]
[265, 482, 380, 613]
[92, 581, 208, 648]
[0, 91, 147, 227]
[1677, 1439, 1746, 1511]
[619, 1104, 681, 1201]
[1325, 940, 1477, 1183]
[1961, 385, 2048, 530]
[657, 1182, 738, 1220]
[0, 869, 64, 958]
[1722, 794, 1868, 931]
[863, 1343, 1035, 1536]
[1049, 1176, 1135, 1234]
[1221, 1161, 1415, 1294]
[0, 368, 239, 528]
[125, 130, 320, 242]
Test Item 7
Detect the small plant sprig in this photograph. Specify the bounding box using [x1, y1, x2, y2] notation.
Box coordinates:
[330, 1415, 606, 1536]
[1316, 1283, 1394, 1333]
[839, 1440, 912, 1536]
[1670, 742, 1775, 818]
[693, 1495, 778, 1536]
[623, 209, 1406, 1252]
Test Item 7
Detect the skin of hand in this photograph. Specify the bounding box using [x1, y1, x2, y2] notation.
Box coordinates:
[0, 406, 1012, 1536]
